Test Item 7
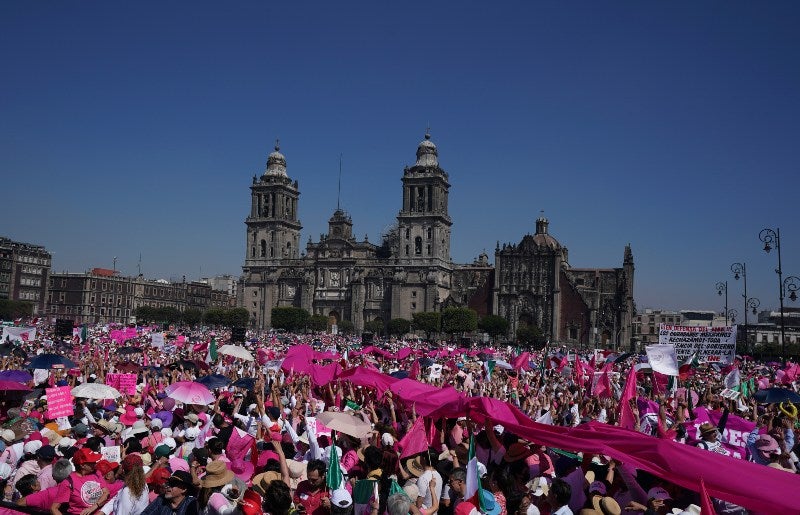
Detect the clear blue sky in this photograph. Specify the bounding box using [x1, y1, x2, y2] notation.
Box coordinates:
[2, 1, 799, 313]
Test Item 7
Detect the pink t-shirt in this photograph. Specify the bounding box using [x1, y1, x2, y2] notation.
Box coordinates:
[22, 484, 61, 511]
[53, 472, 106, 515]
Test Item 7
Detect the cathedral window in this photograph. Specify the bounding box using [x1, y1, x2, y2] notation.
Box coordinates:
[270, 247, 274, 258]
[426, 244, 431, 255]
[405, 228, 410, 239]
[260, 240, 267, 257]
[405, 245, 409, 256]
[251, 247, 255, 258]
[427, 228, 432, 239]
[415, 237, 422, 255]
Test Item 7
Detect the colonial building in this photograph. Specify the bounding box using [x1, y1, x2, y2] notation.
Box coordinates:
[0, 237, 52, 315]
[241, 134, 634, 345]
[493, 218, 635, 349]
[48, 269, 234, 325]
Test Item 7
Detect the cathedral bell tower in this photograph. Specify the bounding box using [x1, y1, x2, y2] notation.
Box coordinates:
[245, 142, 302, 265]
[396, 132, 452, 265]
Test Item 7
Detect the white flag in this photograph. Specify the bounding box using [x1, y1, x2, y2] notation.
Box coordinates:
[645, 344, 680, 376]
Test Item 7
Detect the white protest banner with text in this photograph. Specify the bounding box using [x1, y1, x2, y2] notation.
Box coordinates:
[658, 325, 737, 364]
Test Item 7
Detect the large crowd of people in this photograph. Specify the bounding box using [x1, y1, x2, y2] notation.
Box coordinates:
[0, 321, 797, 515]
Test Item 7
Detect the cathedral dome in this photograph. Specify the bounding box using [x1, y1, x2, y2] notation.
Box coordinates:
[415, 132, 439, 168]
[531, 216, 561, 250]
[264, 141, 287, 176]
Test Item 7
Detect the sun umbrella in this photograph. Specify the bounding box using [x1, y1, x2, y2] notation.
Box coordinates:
[418, 358, 434, 368]
[0, 370, 33, 383]
[71, 382, 122, 400]
[0, 344, 27, 359]
[27, 354, 78, 370]
[231, 377, 255, 390]
[218, 345, 254, 361]
[389, 370, 409, 379]
[117, 346, 143, 355]
[753, 387, 800, 404]
[493, 359, 513, 370]
[168, 360, 198, 371]
[315, 411, 373, 439]
[0, 380, 31, 392]
[115, 362, 141, 373]
[195, 374, 232, 390]
[165, 381, 215, 405]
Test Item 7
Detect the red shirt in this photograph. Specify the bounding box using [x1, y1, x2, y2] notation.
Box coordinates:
[293, 481, 329, 515]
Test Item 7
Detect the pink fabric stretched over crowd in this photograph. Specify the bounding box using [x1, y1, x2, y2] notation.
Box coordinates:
[337, 367, 399, 393]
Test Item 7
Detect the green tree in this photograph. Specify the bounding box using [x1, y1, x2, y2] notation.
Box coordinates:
[134, 306, 155, 323]
[182, 308, 203, 326]
[203, 308, 226, 326]
[225, 308, 251, 328]
[517, 324, 544, 347]
[441, 307, 478, 336]
[412, 312, 441, 341]
[388, 318, 411, 337]
[0, 300, 34, 320]
[337, 319, 354, 335]
[271, 307, 310, 332]
[478, 315, 510, 338]
[155, 307, 181, 324]
[364, 319, 384, 336]
[307, 314, 329, 332]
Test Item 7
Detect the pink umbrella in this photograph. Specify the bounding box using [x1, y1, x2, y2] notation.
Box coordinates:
[0, 380, 31, 392]
[165, 381, 214, 405]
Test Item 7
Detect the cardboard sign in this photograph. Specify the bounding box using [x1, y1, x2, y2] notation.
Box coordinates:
[106, 374, 137, 395]
[45, 386, 74, 419]
[151, 332, 165, 348]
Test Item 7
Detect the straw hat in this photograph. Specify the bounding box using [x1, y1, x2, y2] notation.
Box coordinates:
[591, 496, 621, 515]
[202, 461, 235, 488]
[404, 456, 425, 478]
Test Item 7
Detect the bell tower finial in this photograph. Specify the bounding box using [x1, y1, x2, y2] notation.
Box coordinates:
[275, 138, 280, 151]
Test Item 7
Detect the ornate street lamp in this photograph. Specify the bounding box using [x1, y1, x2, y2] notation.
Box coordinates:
[727, 308, 738, 324]
[760, 228, 787, 360]
[785, 276, 800, 303]
[716, 281, 728, 325]
[731, 263, 751, 349]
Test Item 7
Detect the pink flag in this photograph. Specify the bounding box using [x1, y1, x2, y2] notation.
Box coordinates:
[618, 364, 638, 430]
[142, 352, 149, 367]
[398, 417, 429, 458]
[512, 352, 531, 371]
[593, 369, 612, 398]
[700, 478, 716, 514]
[588, 353, 596, 376]
[556, 355, 569, 373]
[409, 359, 421, 380]
[575, 356, 585, 389]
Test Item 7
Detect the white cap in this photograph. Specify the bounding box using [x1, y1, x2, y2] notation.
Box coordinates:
[493, 424, 505, 434]
[0, 463, 11, 480]
[23, 440, 42, 455]
[163, 437, 177, 449]
[150, 418, 163, 429]
[160, 428, 173, 438]
[381, 433, 394, 446]
[0, 430, 16, 443]
[330, 489, 352, 508]
[184, 427, 200, 441]
[248, 403, 258, 413]
[134, 407, 145, 417]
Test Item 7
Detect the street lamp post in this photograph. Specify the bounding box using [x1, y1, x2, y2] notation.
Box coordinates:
[727, 308, 738, 325]
[716, 281, 728, 325]
[731, 263, 750, 350]
[760, 228, 787, 361]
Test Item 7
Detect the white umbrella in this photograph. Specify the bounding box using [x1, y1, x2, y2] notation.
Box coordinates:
[71, 383, 122, 400]
[218, 344, 254, 361]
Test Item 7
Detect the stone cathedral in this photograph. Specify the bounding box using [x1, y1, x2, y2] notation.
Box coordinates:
[241, 133, 635, 348]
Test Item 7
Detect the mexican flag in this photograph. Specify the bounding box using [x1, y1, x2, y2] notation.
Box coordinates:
[352, 478, 379, 515]
[465, 434, 486, 511]
[678, 352, 700, 380]
[326, 432, 343, 490]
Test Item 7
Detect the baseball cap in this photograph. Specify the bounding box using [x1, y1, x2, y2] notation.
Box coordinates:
[73, 448, 103, 466]
[647, 486, 672, 501]
[331, 489, 353, 508]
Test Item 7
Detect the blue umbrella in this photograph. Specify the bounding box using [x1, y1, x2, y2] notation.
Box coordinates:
[195, 374, 232, 390]
[231, 377, 255, 390]
[418, 358, 435, 368]
[0, 370, 33, 383]
[389, 370, 409, 379]
[753, 388, 800, 404]
[27, 354, 78, 370]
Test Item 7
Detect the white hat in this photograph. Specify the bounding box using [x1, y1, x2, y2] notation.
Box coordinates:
[381, 433, 394, 446]
[163, 437, 177, 450]
[672, 505, 701, 515]
[150, 418, 163, 429]
[160, 428, 173, 438]
[493, 424, 505, 435]
[330, 489, 352, 508]
[0, 463, 11, 480]
[23, 440, 43, 455]
[134, 407, 145, 417]
[132, 420, 149, 435]
[0, 430, 16, 443]
[248, 403, 258, 413]
[184, 427, 200, 441]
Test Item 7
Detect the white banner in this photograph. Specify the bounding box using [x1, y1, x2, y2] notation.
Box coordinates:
[645, 344, 680, 376]
[658, 325, 737, 364]
[1, 326, 36, 343]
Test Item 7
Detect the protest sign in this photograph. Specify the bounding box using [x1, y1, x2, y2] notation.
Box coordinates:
[645, 344, 680, 376]
[428, 364, 443, 380]
[45, 386, 74, 419]
[0, 327, 36, 343]
[106, 373, 137, 395]
[658, 325, 737, 364]
[150, 332, 164, 348]
[101, 446, 121, 463]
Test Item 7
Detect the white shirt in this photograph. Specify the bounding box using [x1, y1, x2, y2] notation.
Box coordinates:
[417, 469, 443, 512]
[101, 484, 149, 515]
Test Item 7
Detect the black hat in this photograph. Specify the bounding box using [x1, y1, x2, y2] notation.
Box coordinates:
[37, 445, 56, 461]
[168, 470, 194, 489]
